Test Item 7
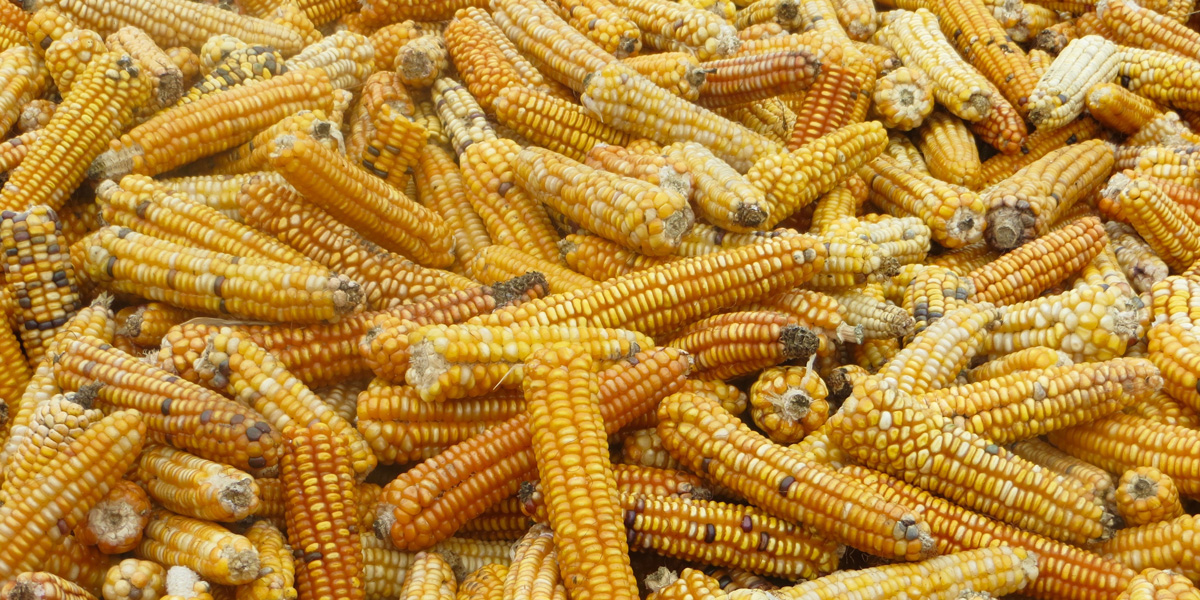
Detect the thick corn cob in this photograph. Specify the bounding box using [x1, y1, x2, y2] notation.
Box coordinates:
[875, 302, 999, 394]
[1125, 390, 1200, 428]
[134, 444, 259, 522]
[3, 393, 105, 505]
[1098, 0, 1200, 60]
[114, 303, 200, 350]
[1114, 467, 1183, 527]
[104, 559, 168, 600]
[468, 245, 598, 294]
[608, 0, 739, 59]
[1047, 412, 1200, 497]
[492, 85, 630, 162]
[584, 143, 693, 198]
[552, 0, 642, 56]
[869, 66, 935, 131]
[154, 172, 273, 222]
[557, 233, 672, 281]
[1114, 570, 1200, 600]
[1119, 177, 1200, 271]
[784, 59, 875, 149]
[136, 511, 259, 585]
[281, 422, 364, 600]
[696, 50, 821, 109]
[979, 117, 1104, 186]
[1009, 438, 1116, 503]
[89, 68, 334, 181]
[1027, 35, 1120, 129]
[968, 346, 1071, 381]
[458, 138, 562, 262]
[106, 26, 183, 111]
[859, 154, 988, 248]
[1086, 83, 1164, 134]
[915, 110, 982, 189]
[665, 141, 768, 231]
[73, 479, 152, 555]
[395, 35, 448, 89]
[0, 47, 47, 141]
[619, 52, 707, 101]
[664, 311, 819, 379]
[616, 429, 685, 471]
[1117, 47, 1200, 111]
[930, 0, 1040, 113]
[43, 29, 104, 97]
[749, 365, 830, 444]
[1, 205, 83, 365]
[830, 290, 914, 339]
[899, 264, 974, 339]
[967, 216, 1106, 306]
[0, 572, 101, 600]
[177, 45, 286, 106]
[1097, 514, 1200, 580]
[238, 521, 296, 600]
[375, 347, 689, 550]
[830, 375, 1116, 545]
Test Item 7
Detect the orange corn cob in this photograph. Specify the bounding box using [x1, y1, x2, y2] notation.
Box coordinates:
[469, 245, 599, 294]
[619, 52, 706, 102]
[1097, 514, 1200, 580]
[73, 480, 152, 554]
[1114, 467, 1183, 527]
[785, 60, 874, 149]
[1047, 412, 1200, 498]
[415, 143, 491, 269]
[859, 154, 988, 248]
[492, 85, 630, 162]
[967, 216, 1105, 306]
[1119, 177, 1200, 271]
[749, 365, 830, 444]
[979, 117, 1104, 186]
[489, 0, 614, 92]
[459, 138, 562, 263]
[1125, 391, 1200, 429]
[697, 50, 821, 109]
[664, 311, 820, 380]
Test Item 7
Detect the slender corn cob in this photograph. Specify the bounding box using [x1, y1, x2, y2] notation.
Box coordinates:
[784, 59, 875, 149]
[1116, 47, 1200, 111]
[176, 45, 285, 106]
[153, 172, 272, 222]
[607, 0, 739, 59]
[1125, 390, 1200, 428]
[983, 140, 1115, 250]
[498, 526, 561, 600]
[1114, 467, 1183, 527]
[1009, 438, 1116, 503]
[967, 346, 1071, 382]
[696, 50, 821, 109]
[1, 205, 83, 366]
[859, 154, 988, 248]
[430, 77, 497, 155]
[749, 365, 830, 444]
[610, 464, 713, 500]
[869, 67, 935, 131]
[114, 303, 199, 350]
[0, 410, 145, 580]
[1027, 35, 1120, 129]
[557, 233, 672, 281]
[581, 62, 781, 173]
[136, 511, 259, 586]
[615, 52, 704, 102]
[468, 245, 598, 294]
[830, 375, 1116, 545]
[875, 302, 1000, 395]
[1097, 514, 1200, 580]
[656, 390, 935, 561]
[915, 110, 982, 189]
[845, 465, 1134, 600]
[1119, 177, 1200, 271]
[454, 563, 508, 600]
[488, 0, 614, 92]
[104, 559, 168, 600]
[929, 0, 1040, 113]
[1029, 47, 1053, 78]
[134, 444, 260, 522]
[238, 176, 467, 309]
[1047, 412, 1200, 497]
[72, 479, 152, 555]
[967, 88, 1028, 155]
[715, 98, 796, 144]
[492, 85, 630, 162]
[458, 138, 562, 262]
[811, 177, 869, 233]
[97, 175, 310, 267]
[416, 144, 491, 269]
[967, 216, 1105, 305]
[1098, 0, 1200, 59]
[876, 9, 993, 122]
[376, 347, 689, 550]
[829, 290, 914, 340]
[1106, 223, 1169, 294]
[979, 117, 1103, 186]
[237, 521, 296, 600]
[552, 0, 642, 56]
[1126, 112, 1200, 147]
[664, 311, 819, 379]
[281, 422, 364, 600]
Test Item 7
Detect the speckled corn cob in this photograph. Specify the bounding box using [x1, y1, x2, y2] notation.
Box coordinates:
[874, 302, 998, 395]
[869, 66, 935, 130]
[986, 282, 1137, 361]
[664, 311, 819, 380]
[375, 347, 688, 550]
[105, 26, 183, 111]
[916, 110, 982, 189]
[524, 347, 638, 600]
[492, 85, 629, 162]
[607, 0, 739, 59]
[553, 0, 642, 56]
[1116, 47, 1200, 111]
[1114, 467, 1183, 527]
[104, 559, 168, 600]
[458, 137, 562, 263]
[1106, 221, 1169, 293]
[979, 119, 1103, 187]
[859, 154, 988, 248]
[1, 205, 83, 365]
[176, 45, 285, 106]
[0, 410, 145, 580]
[3, 393, 105, 506]
[967, 216, 1105, 305]
[876, 9, 993, 122]
[281, 422, 364, 600]
[488, 0, 614, 92]
[831, 290, 915, 339]
[134, 444, 260, 522]
[831, 375, 1116, 545]
[153, 172, 272, 222]
[468, 245, 598, 294]
[1027, 35, 1120, 129]
[1098, 0, 1200, 60]
[749, 365, 830, 444]
[136, 510, 258, 586]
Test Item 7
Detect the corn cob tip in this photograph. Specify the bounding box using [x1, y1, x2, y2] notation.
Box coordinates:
[88, 144, 142, 181]
[92, 293, 116, 310]
[616, 35, 640, 59]
[874, 256, 901, 280]
[490, 271, 550, 307]
[735, 203, 768, 229]
[781, 325, 820, 361]
[438, 549, 468, 582]
[645, 567, 679, 593]
[327, 273, 366, 314]
[838, 322, 865, 343]
[372, 506, 396, 545]
[984, 205, 1038, 250]
[68, 381, 104, 409]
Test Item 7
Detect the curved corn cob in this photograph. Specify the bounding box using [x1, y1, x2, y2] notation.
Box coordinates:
[499, 526, 563, 600]
[73, 480, 152, 555]
[136, 511, 259, 585]
[831, 290, 915, 339]
[237, 176, 466, 309]
[281, 422, 364, 600]
[524, 347, 638, 600]
[859, 154, 988, 248]
[468, 245, 598, 294]
[1, 205, 83, 365]
[552, 0, 642, 56]
[749, 365, 830, 444]
[664, 311, 820, 380]
[830, 375, 1116, 545]
[608, 0, 738, 59]
[983, 140, 1115, 250]
[104, 559, 168, 600]
[899, 264, 974, 339]
[968, 346, 1071, 382]
[845, 465, 1134, 600]
[916, 110, 982, 189]
[106, 26, 183, 111]
[283, 30, 374, 91]
[177, 45, 285, 106]
[1120, 177, 1200, 271]
[1114, 467, 1183, 527]
[238, 521, 296, 600]
[459, 138, 562, 263]
[397, 553, 455, 600]
[0, 410, 145, 580]
[1097, 514, 1200, 580]
[581, 62, 781, 173]
[492, 85, 630, 162]
[877, 9, 993, 122]
[43, 29, 104, 97]
[134, 444, 259, 522]
[967, 216, 1105, 306]
[869, 66, 935, 131]
[376, 347, 689, 550]
[1027, 35, 1120, 129]
[876, 302, 998, 395]
[455, 563, 508, 600]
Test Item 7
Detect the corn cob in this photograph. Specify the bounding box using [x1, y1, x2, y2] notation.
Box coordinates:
[175, 45, 285, 107]
[859, 154, 988, 248]
[1097, 514, 1200, 580]
[396, 553, 455, 600]
[584, 143, 693, 198]
[1126, 113, 1200, 147]
[927, 0, 1040, 113]
[1046, 412, 1200, 497]
[43, 29, 104, 97]
[1117, 47, 1200, 111]
[581, 62, 781, 173]
[557, 233, 672, 281]
[237, 521, 296, 600]
[616, 429, 685, 471]
[644, 568, 722, 600]
[612, 53, 703, 102]
[873, 302, 998, 396]
[1106, 223, 1169, 294]
[453, 563, 507, 600]
[607, 0, 739, 59]
[1026, 35, 1120, 130]
[281, 422, 364, 600]
[831, 374, 1115, 545]
[845, 465, 1134, 600]
[1114, 467, 1183, 527]
[664, 311, 819, 379]
[0, 410, 145, 580]
[313, 378, 366, 425]
[492, 85, 630, 162]
[811, 177, 869, 233]
[657, 390, 935, 560]
[1028, 48, 1053, 78]
[966, 216, 1105, 305]
[984, 140, 1115, 250]
[1119, 177, 1200, 271]
[1008, 438, 1116, 503]
[610, 464, 713, 500]
[283, 30, 374, 91]
[1, 205, 84, 366]
[114, 303, 201, 349]
[1114, 570, 1200, 600]
[415, 144, 491, 270]
[1098, 0, 1200, 59]
[868, 66, 935, 131]
[104, 559, 168, 600]
[134, 444, 260, 522]
[154, 172, 272, 222]
[967, 346, 1071, 382]
[430, 76, 497, 155]
[715, 99, 795, 144]
[2, 392, 104, 506]
[826, 290, 912, 340]
[367, 22, 440, 70]
[979, 117, 1103, 186]
[136, 511, 259, 586]
[913, 110, 982, 189]
[392, 34, 446, 89]
[784, 59, 874, 149]
[159, 565, 217, 600]
[0, 572, 101, 600]
[733, 0, 801, 28]
[458, 137, 562, 263]
[468, 245, 598, 294]
[985, 281, 1136, 361]
[488, 0, 614, 92]
[748, 365, 830, 444]
[663, 141, 767, 231]
[52, 335, 282, 472]
[876, 9, 993, 122]
[898, 264, 974, 339]
[376, 347, 688, 550]
[238, 176, 467, 308]
[497, 526, 561, 600]
[97, 175, 309, 267]
[456, 495, 531, 540]
[1125, 390, 1200, 428]
[967, 88, 1029, 155]
[551, 0, 642, 56]
[0, 47, 47, 145]
[72, 480, 152, 555]
[696, 50, 821, 109]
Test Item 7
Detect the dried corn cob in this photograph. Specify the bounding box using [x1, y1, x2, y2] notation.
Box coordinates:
[749, 365, 830, 444]
[314, 378, 366, 424]
[784, 59, 874, 149]
[468, 245, 598, 294]
[1, 205, 83, 365]
[458, 138, 562, 262]
[979, 117, 1103, 186]
[114, 303, 200, 349]
[154, 172, 272, 222]
[1027, 35, 1120, 129]
[136, 511, 259, 585]
[665, 141, 768, 231]
[396, 553, 455, 600]
[1097, 514, 1200, 580]
[1098, 0, 1200, 60]
[395, 35, 447, 89]
[557, 233, 672, 281]
[105, 25, 182, 111]
[73, 480, 151, 555]
[237, 520, 295, 600]
[1114, 467, 1183, 527]
[416, 143, 491, 269]
[928, 0, 1039, 113]
[876, 302, 999, 394]
[281, 422, 364, 600]
[176, 45, 285, 106]
[104, 559, 167, 600]
[967, 346, 1071, 382]
[869, 67, 935, 131]
[1125, 390, 1200, 428]
[1047, 412, 1200, 497]
[1009, 438, 1116, 503]
[665, 311, 819, 379]
[715, 99, 795, 143]
[1117, 47, 1200, 111]
[616, 52, 704, 102]
[134, 444, 260, 522]
[283, 30, 374, 91]
[967, 216, 1105, 305]
[1114, 570, 1200, 600]
[830, 290, 914, 339]
[488, 0, 614, 92]
[915, 110, 982, 189]
[492, 85, 630, 162]
[966, 89, 1028, 155]
[859, 154, 988, 248]
[696, 50, 821, 109]
[552, 0, 642, 56]
[616, 428, 685, 471]
[608, 0, 739, 59]
[877, 9, 993, 122]
[1119, 177, 1200, 271]
[0, 572, 102, 600]
[43, 29, 104, 97]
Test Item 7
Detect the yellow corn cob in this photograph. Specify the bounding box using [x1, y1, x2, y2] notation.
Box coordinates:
[1125, 390, 1200, 428]
[1, 205, 84, 366]
[749, 365, 830, 444]
[928, 0, 1039, 113]
[811, 177, 869, 233]
[581, 62, 781, 173]
[664, 141, 768, 231]
[644, 568, 723, 600]
[1046, 411, 1200, 497]
[1009, 437, 1116, 504]
[607, 0, 739, 59]
[551, 0, 642, 56]
[134, 444, 260, 522]
[876, 302, 1000, 394]
[831, 374, 1116, 545]
[0, 572, 102, 600]
[283, 30, 374, 91]
[616, 428, 685, 471]
[394, 34, 447, 89]
[281, 422, 364, 600]
[454, 563, 508, 600]
[869, 66, 935, 131]
[366, 20, 437, 69]
[458, 137, 562, 263]
[136, 511, 259, 586]
[1119, 176, 1200, 271]
[1096, 514, 1200, 580]
[1117, 47, 1200, 111]
[236, 521, 296, 600]
[176, 45, 285, 106]
[859, 154, 988, 248]
[967, 216, 1106, 305]
[1028, 47, 1053, 78]
[43, 29, 104, 97]
[1126, 112, 1200, 147]
[1027, 35, 1120, 129]
[492, 85, 630, 162]
[665, 311, 820, 379]
[114, 303, 200, 349]
[0, 410, 145, 580]
[898, 264, 974, 339]
[488, 0, 614, 92]
[1113, 569, 1200, 600]
[156, 172, 277, 222]
[829, 290, 915, 339]
[71, 479, 151, 555]
[734, 0, 802, 28]
[497, 526, 562, 600]
[0, 48, 48, 145]
[617, 52, 706, 102]
[967, 89, 1028, 155]
[696, 50, 821, 109]
[105, 25, 183, 111]
[104, 559, 168, 600]
[1114, 467, 1183, 527]
[983, 140, 1115, 250]
[967, 346, 1071, 381]
[416, 144, 491, 269]
[3, 393, 105, 506]
[468, 245, 598, 294]
[313, 378, 366, 425]
[557, 233, 672, 281]
[396, 552, 455, 600]
[979, 117, 1104, 186]
[916, 110, 982, 189]
[1098, 0, 1200, 59]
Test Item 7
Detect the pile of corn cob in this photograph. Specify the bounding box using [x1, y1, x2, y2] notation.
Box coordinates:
[1, 0, 1200, 596]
